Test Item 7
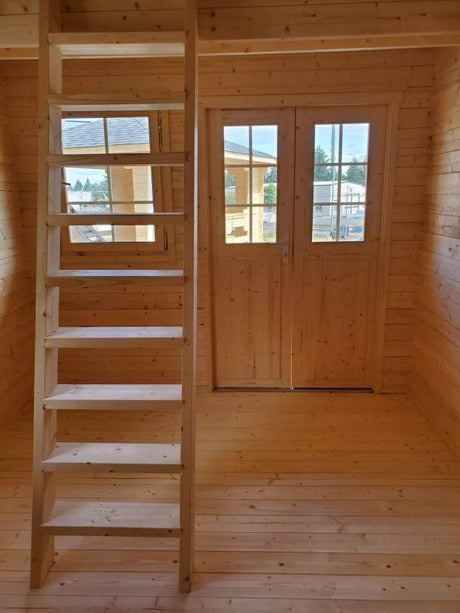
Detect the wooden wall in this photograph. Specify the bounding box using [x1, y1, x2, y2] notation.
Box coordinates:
[0, 81, 35, 430]
[0, 47, 435, 394]
[411, 48, 460, 450]
[1, 1, 459, 52]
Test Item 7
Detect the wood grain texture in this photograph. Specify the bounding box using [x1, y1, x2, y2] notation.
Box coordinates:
[0, 48, 434, 393]
[1, 392, 460, 607]
[410, 48, 460, 452]
[0, 79, 34, 431]
[1, 1, 460, 53]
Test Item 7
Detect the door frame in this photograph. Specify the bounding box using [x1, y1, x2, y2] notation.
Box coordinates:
[200, 92, 402, 392]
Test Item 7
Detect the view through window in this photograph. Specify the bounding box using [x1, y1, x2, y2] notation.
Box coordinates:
[312, 123, 369, 242]
[223, 124, 278, 244]
[62, 116, 156, 243]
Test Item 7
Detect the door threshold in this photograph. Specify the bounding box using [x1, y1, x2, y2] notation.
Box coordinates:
[213, 387, 374, 393]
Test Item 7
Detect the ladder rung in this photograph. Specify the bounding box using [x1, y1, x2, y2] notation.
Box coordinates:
[41, 501, 181, 536]
[47, 213, 185, 226]
[49, 93, 184, 111]
[44, 326, 184, 349]
[42, 442, 182, 473]
[48, 31, 185, 59]
[44, 384, 183, 410]
[46, 269, 184, 288]
[49, 152, 185, 167]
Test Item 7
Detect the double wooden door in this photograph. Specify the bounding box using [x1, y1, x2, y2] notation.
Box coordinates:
[208, 105, 387, 389]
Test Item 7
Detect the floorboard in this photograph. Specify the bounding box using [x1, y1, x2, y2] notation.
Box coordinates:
[1, 392, 460, 611]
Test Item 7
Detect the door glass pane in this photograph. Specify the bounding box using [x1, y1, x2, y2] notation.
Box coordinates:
[339, 204, 365, 241]
[225, 206, 250, 243]
[225, 167, 249, 205]
[252, 125, 278, 162]
[313, 165, 338, 203]
[252, 206, 277, 243]
[340, 165, 367, 202]
[223, 124, 278, 244]
[312, 205, 337, 242]
[252, 166, 277, 205]
[224, 126, 250, 165]
[314, 124, 340, 164]
[312, 122, 369, 243]
[342, 123, 369, 163]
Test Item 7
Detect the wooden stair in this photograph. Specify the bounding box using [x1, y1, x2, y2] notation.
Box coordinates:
[30, 0, 198, 593]
[41, 501, 181, 536]
[42, 442, 182, 473]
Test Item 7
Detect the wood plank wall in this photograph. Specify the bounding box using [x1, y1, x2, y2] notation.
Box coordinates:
[1, 1, 459, 49]
[0, 81, 35, 430]
[411, 48, 460, 451]
[0, 47, 434, 396]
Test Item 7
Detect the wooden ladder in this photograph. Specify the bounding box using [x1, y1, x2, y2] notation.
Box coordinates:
[30, 0, 198, 592]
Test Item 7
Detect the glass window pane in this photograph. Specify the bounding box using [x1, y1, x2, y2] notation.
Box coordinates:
[314, 124, 340, 164]
[252, 206, 277, 243]
[252, 166, 278, 205]
[224, 126, 250, 165]
[339, 204, 365, 242]
[225, 206, 250, 243]
[342, 123, 369, 163]
[64, 167, 109, 203]
[225, 167, 249, 205]
[107, 117, 150, 153]
[312, 205, 337, 242]
[252, 125, 277, 163]
[62, 118, 105, 153]
[69, 224, 156, 243]
[313, 165, 338, 203]
[109, 165, 153, 204]
[340, 165, 367, 202]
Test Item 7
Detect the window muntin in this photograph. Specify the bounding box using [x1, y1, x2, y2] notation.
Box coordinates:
[62, 116, 155, 243]
[223, 124, 278, 244]
[312, 123, 369, 243]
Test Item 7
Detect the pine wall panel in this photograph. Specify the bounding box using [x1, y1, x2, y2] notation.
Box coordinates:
[0, 47, 435, 395]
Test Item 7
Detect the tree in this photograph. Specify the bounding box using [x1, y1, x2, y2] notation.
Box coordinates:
[343, 158, 366, 186]
[225, 171, 235, 187]
[264, 183, 277, 204]
[314, 145, 333, 181]
[73, 178, 83, 191]
[83, 178, 92, 192]
[265, 167, 277, 184]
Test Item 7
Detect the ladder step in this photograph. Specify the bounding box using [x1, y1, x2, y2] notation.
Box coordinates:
[48, 31, 185, 59]
[41, 501, 181, 536]
[45, 326, 184, 349]
[47, 212, 185, 226]
[49, 152, 185, 167]
[44, 384, 183, 410]
[48, 93, 184, 111]
[42, 442, 181, 473]
[46, 269, 184, 288]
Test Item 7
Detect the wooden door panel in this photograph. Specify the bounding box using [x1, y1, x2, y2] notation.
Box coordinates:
[293, 256, 372, 385]
[208, 108, 294, 388]
[292, 106, 387, 388]
[213, 257, 283, 386]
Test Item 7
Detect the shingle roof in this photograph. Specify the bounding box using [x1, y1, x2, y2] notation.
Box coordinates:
[62, 118, 274, 158]
[62, 117, 149, 150]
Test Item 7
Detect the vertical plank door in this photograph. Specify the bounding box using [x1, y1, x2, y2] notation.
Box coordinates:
[208, 109, 294, 387]
[292, 106, 387, 388]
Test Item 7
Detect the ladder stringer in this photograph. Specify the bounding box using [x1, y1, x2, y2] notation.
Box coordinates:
[179, 0, 199, 595]
[30, 0, 62, 588]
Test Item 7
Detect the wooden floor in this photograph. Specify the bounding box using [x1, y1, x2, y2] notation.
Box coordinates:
[2, 392, 460, 611]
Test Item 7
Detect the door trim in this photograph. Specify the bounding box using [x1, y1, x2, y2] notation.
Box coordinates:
[200, 92, 402, 392]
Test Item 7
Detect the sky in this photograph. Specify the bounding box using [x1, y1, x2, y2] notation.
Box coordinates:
[223, 123, 369, 163]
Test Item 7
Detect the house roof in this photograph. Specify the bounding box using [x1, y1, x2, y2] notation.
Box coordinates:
[62, 118, 274, 159]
